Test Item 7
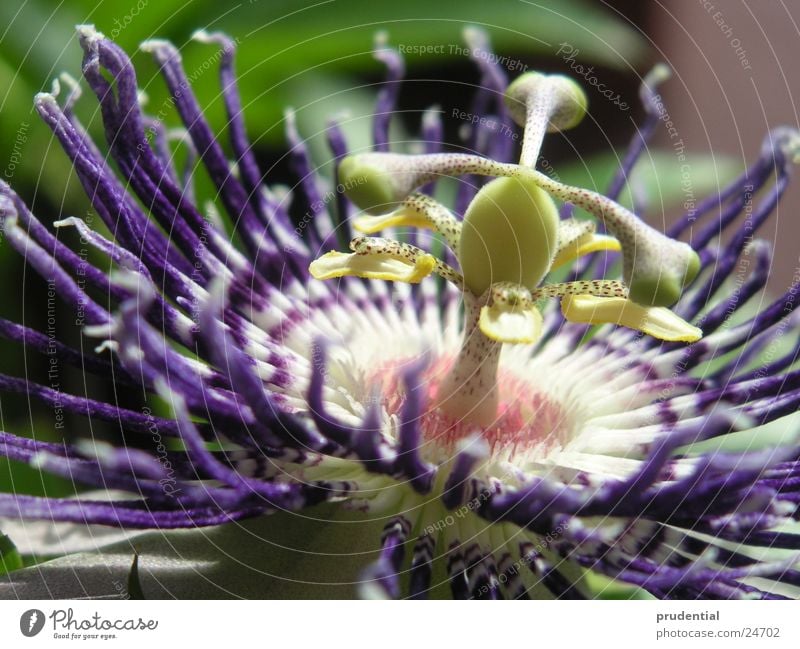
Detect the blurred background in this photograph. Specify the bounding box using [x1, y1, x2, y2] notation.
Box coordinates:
[0, 0, 798, 589]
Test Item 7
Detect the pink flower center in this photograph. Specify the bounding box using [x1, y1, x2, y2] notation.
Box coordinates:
[368, 355, 568, 461]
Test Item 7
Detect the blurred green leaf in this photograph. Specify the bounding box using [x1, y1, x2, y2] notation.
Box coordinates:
[0, 531, 23, 576]
[559, 150, 741, 215]
[0, 458, 76, 498]
[583, 570, 655, 599]
[0, 0, 648, 164]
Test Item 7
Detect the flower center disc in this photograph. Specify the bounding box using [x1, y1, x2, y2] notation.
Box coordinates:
[368, 355, 568, 463]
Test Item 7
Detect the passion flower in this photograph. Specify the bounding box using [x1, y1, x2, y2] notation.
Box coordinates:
[0, 25, 799, 600]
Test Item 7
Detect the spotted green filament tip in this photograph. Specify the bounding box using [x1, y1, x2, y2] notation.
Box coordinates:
[338, 154, 403, 215]
[628, 245, 701, 307]
[338, 152, 517, 215]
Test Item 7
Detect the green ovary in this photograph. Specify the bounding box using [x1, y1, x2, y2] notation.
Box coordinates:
[458, 176, 559, 296]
